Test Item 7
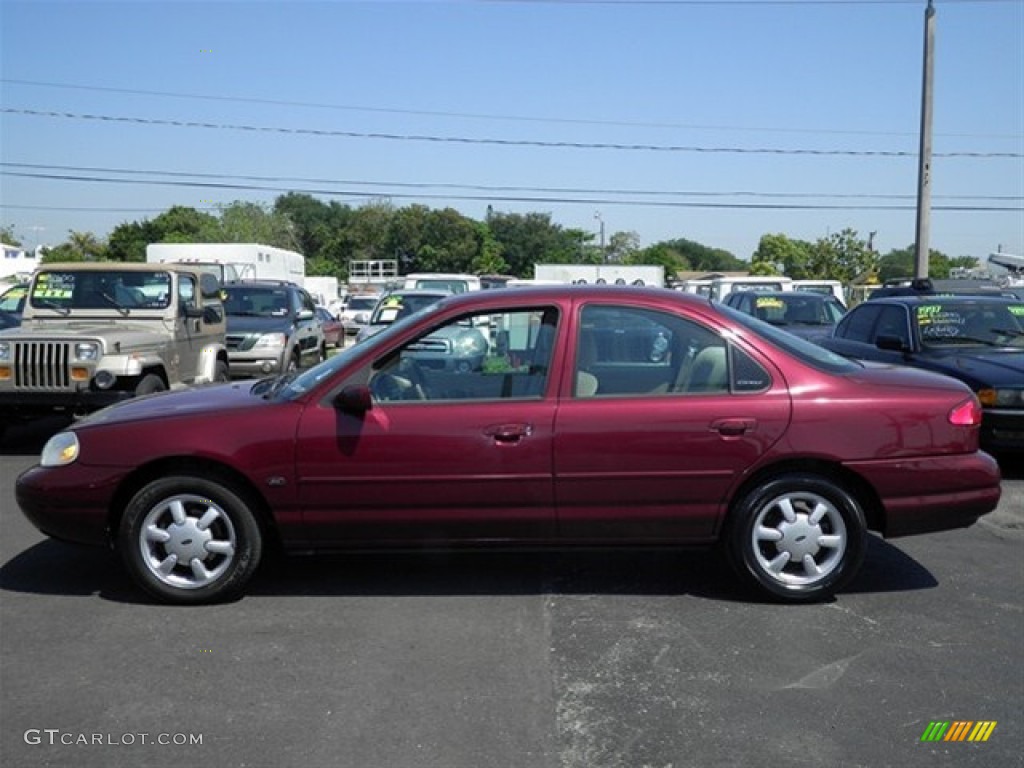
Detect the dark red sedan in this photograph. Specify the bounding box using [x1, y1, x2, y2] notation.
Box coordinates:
[15, 286, 1001, 604]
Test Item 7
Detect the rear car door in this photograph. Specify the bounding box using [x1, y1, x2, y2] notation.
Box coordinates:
[553, 301, 792, 542]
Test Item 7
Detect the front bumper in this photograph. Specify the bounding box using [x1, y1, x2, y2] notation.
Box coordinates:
[16, 462, 128, 546]
[0, 388, 135, 416]
[226, 352, 286, 378]
[981, 408, 1024, 452]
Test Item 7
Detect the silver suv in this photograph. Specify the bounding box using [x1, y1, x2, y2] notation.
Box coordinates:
[222, 281, 325, 377]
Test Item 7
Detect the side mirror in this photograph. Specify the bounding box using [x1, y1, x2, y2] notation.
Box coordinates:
[297, 309, 315, 321]
[334, 385, 372, 414]
[876, 335, 909, 353]
[183, 302, 204, 319]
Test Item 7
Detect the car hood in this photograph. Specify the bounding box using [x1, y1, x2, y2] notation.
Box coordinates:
[78, 379, 265, 428]
[226, 315, 294, 334]
[917, 348, 1024, 387]
[0, 319, 171, 347]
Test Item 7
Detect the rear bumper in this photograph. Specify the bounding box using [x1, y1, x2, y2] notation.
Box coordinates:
[844, 451, 1002, 538]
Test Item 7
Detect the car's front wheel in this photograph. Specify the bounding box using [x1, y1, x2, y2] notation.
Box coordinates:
[118, 476, 263, 604]
[726, 473, 866, 603]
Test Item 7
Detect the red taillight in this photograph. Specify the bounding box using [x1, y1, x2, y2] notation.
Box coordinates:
[949, 398, 983, 427]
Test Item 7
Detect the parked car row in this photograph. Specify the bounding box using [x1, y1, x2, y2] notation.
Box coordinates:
[720, 281, 1023, 456]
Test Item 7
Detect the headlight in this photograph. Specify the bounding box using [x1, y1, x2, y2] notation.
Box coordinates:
[453, 332, 486, 357]
[977, 388, 1024, 407]
[253, 333, 287, 350]
[75, 342, 100, 361]
[0, 341, 9, 361]
[41, 432, 80, 467]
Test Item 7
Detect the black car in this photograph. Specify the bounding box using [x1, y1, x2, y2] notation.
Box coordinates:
[821, 295, 1024, 453]
[722, 290, 846, 342]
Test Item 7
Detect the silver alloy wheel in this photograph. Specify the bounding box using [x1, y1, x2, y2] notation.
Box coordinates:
[749, 490, 847, 587]
[138, 494, 237, 590]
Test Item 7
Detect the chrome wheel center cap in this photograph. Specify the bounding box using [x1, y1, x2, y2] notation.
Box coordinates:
[777, 516, 822, 561]
[166, 520, 212, 563]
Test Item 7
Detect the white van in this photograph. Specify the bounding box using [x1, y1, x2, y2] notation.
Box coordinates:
[708, 276, 793, 301]
[792, 279, 846, 305]
[402, 273, 481, 293]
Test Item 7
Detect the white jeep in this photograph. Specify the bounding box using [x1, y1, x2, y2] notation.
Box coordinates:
[0, 262, 229, 432]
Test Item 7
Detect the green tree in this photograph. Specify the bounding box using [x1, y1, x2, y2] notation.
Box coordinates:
[606, 231, 641, 264]
[752, 233, 814, 277]
[150, 206, 219, 243]
[629, 243, 691, 284]
[66, 230, 106, 261]
[106, 219, 160, 262]
[213, 201, 298, 249]
[806, 228, 878, 283]
[1, 225, 22, 246]
[657, 238, 744, 272]
[471, 222, 508, 275]
[877, 245, 961, 282]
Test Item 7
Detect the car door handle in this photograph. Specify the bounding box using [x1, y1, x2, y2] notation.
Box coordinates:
[711, 418, 755, 437]
[484, 423, 533, 444]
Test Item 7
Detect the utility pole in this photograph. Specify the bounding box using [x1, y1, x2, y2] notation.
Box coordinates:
[594, 211, 606, 262]
[914, 0, 936, 279]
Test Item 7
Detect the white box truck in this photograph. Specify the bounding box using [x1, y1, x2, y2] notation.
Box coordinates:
[533, 264, 665, 288]
[146, 243, 306, 286]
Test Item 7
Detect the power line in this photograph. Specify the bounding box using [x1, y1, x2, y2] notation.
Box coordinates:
[4, 108, 1021, 158]
[3, 161, 1021, 202]
[4, 170, 1020, 212]
[4, 79, 1018, 141]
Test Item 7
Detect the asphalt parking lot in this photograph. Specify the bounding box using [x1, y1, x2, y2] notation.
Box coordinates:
[0, 418, 1021, 768]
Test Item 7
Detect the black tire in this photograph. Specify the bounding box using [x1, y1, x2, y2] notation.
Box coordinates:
[134, 373, 167, 396]
[725, 473, 867, 603]
[214, 360, 230, 382]
[118, 476, 263, 604]
[285, 352, 299, 374]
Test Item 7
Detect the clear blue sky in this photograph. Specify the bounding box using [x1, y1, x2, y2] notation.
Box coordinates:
[1, 0, 1021, 264]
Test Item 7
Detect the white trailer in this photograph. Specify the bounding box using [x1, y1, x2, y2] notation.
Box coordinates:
[146, 243, 306, 286]
[533, 264, 665, 288]
[304, 276, 341, 307]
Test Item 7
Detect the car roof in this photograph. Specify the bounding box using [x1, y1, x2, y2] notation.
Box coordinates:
[429, 283, 711, 312]
[730, 290, 830, 300]
[224, 279, 303, 290]
[382, 289, 451, 298]
[860, 294, 1023, 306]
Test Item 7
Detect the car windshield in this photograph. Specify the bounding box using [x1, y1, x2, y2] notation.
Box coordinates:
[0, 285, 27, 312]
[274, 301, 447, 400]
[368, 293, 447, 325]
[717, 302, 860, 374]
[223, 286, 291, 317]
[29, 270, 172, 311]
[750, 295, 844, 326]
[346, 296, 378, 312]
[915, 300, 1024, 348]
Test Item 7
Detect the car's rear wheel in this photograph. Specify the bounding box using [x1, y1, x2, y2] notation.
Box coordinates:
[726, 473, 866, 603]
[119, 476, 262, 604]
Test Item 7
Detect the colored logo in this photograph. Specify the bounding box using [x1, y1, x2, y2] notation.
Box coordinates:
[921, 721, 996, 742]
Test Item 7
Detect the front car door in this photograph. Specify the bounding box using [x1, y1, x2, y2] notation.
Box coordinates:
[293, 304, 563, 545]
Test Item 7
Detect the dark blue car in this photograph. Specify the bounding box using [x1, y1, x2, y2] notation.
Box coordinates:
[821, 295, 1024, 454]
